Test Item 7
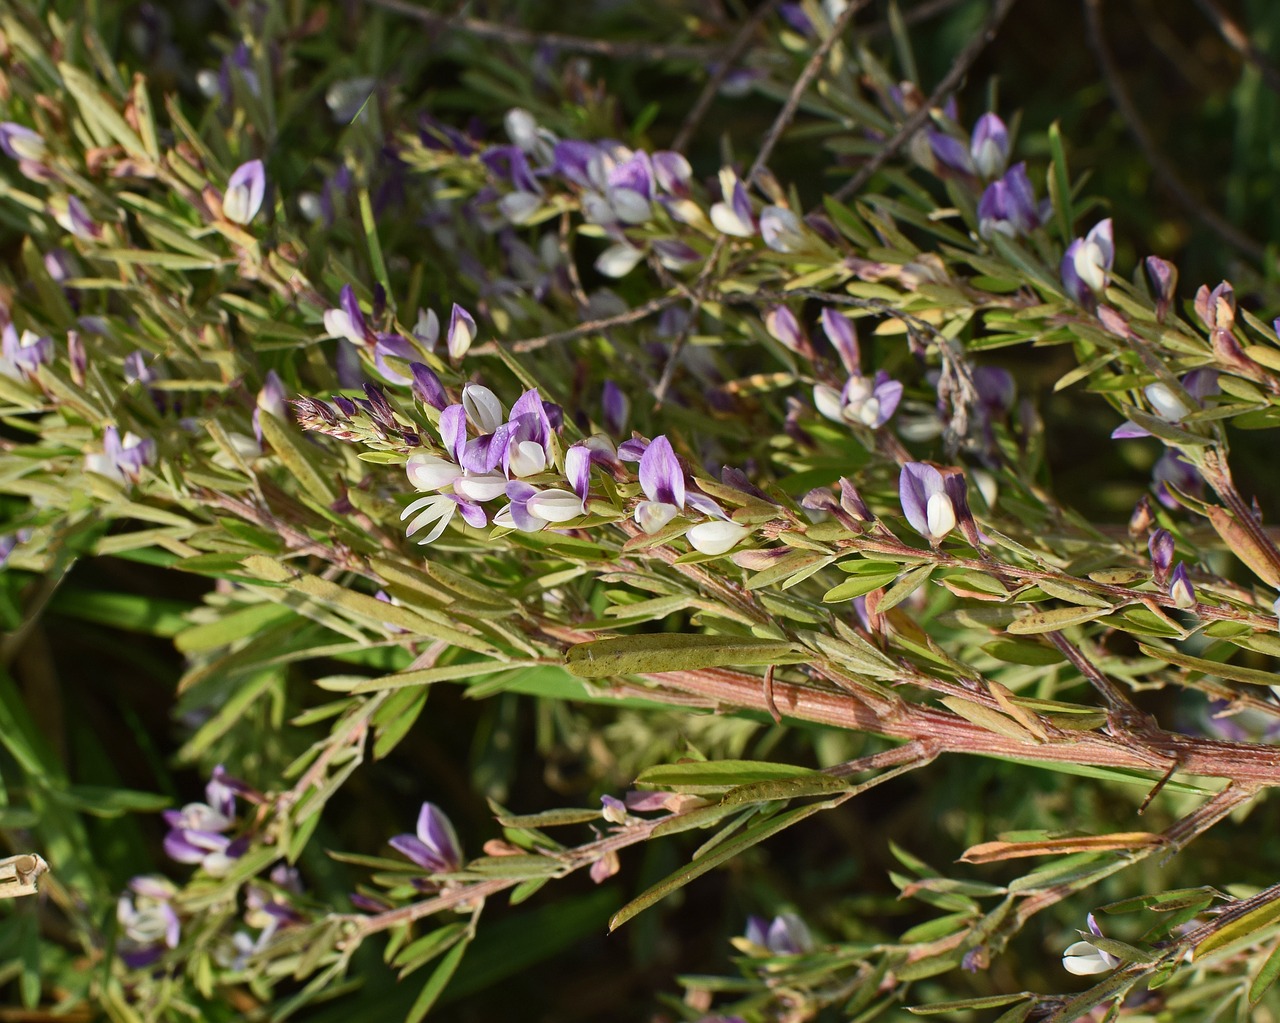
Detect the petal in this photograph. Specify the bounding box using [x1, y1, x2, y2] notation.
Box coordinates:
[406, 452, 461, 492]
[638, 435, 685, 507]
[526, 488, 586, 522]
[447, 304, 477, 360]
[898, 462, 944, 538]
[634, 500, 678, 534]
[685, 520, 750, 555]
[462, 384, 504, 434]
[564, 443, 591, 502]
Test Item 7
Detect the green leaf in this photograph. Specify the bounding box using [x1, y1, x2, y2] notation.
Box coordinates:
[981, 640, 1065, 666]
[1006, 605, 1109, 634]
[1249, 939, 1280, 1005]
[258, 411, 337, 505]
[910, 993, 1035, 1014]
[610, 798, 840, 931]
[406, 937, 469, 1023]
[636, 759, 828, 793]
[1136, 643, 1280, 687]
[1195, 894, 1280, 960]
[565, 633, 803, 677]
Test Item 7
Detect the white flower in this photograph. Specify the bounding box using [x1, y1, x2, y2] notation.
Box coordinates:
[401, 494, 460, 545]
[686, 521, 750, 555]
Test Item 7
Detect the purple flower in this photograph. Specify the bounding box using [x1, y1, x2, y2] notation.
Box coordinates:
[744, 913, 813, 955]
[410, 363, 447, 410]
[0, 324, 52, 378]
[602, 380, 630, 436]
[324, 285, 369, 345]
[635, 435, 685, 533]
[118, 876, 180, 969]
[252, 370, 287, 445]
[162, 765, 242, 875]
[764, 306, 811, 357]
[899, 462, 961, 544]
[1063, 914, 1119, 976]
[709, 168, 754, 237]
[223, 159, 266, 225]
[1169, 562, 1196, 609]
[651, 151, 692, 197]
[977, 162, 1040, 239]
[760, 206, 808, 252]
[55, 196, 99, 240]
[1061, 219, 1114, 307]
[390, 802, 463, 874]
[814, 371, 902, 428]
[1148, 528, 1175, 587]
[86, 426, 155, 483]
[412, 307, 440, 351]
[373, 333, 416, 385]
[1145, 256, 1177, 322]
[928, 130, 973, 175]
[1111, 371, 1218, 439]
[1152, 451, 1202, 509]
[447, 303, 477, 360]
[820, 307, 859, 374]
[0, 122, 46, 162]
[970, 113, 1009, 179]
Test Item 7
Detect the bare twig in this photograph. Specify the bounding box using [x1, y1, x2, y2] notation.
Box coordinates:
[1081, 0, 1265, 262]
[470, 294, 682, 356]
[364, 0, 713, 61]
[832, 0, 1021, 202]
[671, 1, 781, 154]
[747, 0, 873, 187]
[1189, 0, 1280, 96]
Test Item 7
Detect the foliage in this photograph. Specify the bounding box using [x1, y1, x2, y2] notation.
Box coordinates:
[4, 1, 1280, 1020]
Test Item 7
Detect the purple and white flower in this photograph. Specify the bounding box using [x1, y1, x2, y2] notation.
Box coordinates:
[744, 913, 813, 955]
[977, 163, 1041, 239]
[813, 372, 903, 429]
[223, 159, 266, 225]
[1061, 219, 1114, 307]
[634, 435, 686, 533]
[1062, 914, 1119, 976]
[899, 462, 965, 544]
[118, 876, 180, 968]
[709, 168, 755, 237]
[85, 426, 155, 483]
[390, 802, 463, 874]
[0, 324, 52, 379]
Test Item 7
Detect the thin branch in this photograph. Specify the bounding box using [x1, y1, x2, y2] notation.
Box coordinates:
[470, 294, 683, 356]
[671, 1, 781, 154]
[1081, 0, 1265, 262]
[1189, 0, 1280, 96]
[747, 0, 874, 187]
[363, 0, 713, 61]
[832, 0, 1021, 202]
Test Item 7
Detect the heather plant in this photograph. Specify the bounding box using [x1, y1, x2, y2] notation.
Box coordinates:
[8, 1, 1280, 1021]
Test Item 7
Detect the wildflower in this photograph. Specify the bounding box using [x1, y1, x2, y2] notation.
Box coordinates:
[709, 168, 755, 237]
[1148, 528, 1174, 588]
[635, 435, 685, 533]
[760, 206, 808, 252]
[969, 113, 1010, 178]
[0, 122, 47, 162]
[813, 372, 903, 429]
[685, 520, 750, 555]
[744, 913, 813, 955]
[1145, 256, 1177, 322]
[595, 242, 645, 278]
[410, 363, 447, 410]
[651, 150, 692, 197]
[601, 795, 629, 824]
[899, 462, 962, 544]
[163, 765, 241, 875]
[390, 802, 463, 874]
[223, 159, 266, 225]
[1152, 451, 1202, 509]
[1170, 562, 1196, 609]
[764, 306, 811, 358]
[401, 493, 486, 544]
[54, 196, 100, 240]
[323, 285, 370, 345]
[1063, 914, 1120, 976]
[0, 324, 52, 379]
[820, 307, 859, 374]
[85, 426, 155, 483]
[1112, 370, 1217, 439]
[446, 303, 477, 360]
[977, 163, 1040, 239]
[602, 380, 630, 436]
[252, 370, 287, 446]
[1061, 218, 1114, 307]
[117, 876, 180, 968]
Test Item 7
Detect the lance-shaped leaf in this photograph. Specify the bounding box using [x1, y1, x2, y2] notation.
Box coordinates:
[566, 633, 803, 677]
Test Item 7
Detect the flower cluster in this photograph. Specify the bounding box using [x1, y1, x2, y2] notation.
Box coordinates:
[117, 876, 180, 968]
[163, 765, 245, 876]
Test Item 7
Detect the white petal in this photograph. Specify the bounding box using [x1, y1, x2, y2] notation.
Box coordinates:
[609, 188, 651, 225]
[813, 384, 845, 423]
[526, 489, 586, 522]
[686, 521, 750, 555]
[925, 492, 957, 541]
[406, 453, 461, 492]
[1143, 382, 1191, 422]
[709, 201, 754, 237]
[462, 384, 504, 433]
[508, 440, 547, 478]
[453, 471, 508, 502]
[595, 243, 644, 278]
[499, 191, 542, 225]
[634, 501, 678, 534]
